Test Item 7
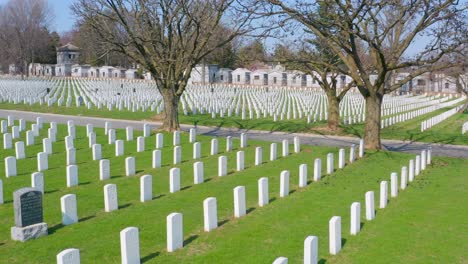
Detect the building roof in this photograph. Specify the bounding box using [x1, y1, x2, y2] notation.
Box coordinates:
[57, 43, 80, 52]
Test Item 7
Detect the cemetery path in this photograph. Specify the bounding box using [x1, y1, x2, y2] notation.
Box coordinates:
[1, 109, 467, 158]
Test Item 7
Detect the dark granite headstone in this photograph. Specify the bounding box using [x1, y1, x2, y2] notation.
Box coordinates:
[13, 188, 43, 227]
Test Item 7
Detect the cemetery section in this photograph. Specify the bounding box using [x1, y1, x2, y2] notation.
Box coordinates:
[0, 117, 466, 263]
[0, 77, 466, 145]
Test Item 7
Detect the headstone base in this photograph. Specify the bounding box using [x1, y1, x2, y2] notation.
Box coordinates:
[11, 222, 48, 242]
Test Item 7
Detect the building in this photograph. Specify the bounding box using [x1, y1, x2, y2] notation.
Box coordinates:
[189, 64, 219, 84]
[125, 69, 138, 79]
[71, 64, 91, 78]
[232, 68, 251, 85]
[88, 67, 100, 78]
[215, 68, 232, 83]
[56, 43, 81, 77]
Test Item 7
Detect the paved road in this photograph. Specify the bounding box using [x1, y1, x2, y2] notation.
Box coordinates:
[1, 109, 467, 158]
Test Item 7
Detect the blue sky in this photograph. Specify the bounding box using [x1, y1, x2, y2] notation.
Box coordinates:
[0, 0, 76, 33]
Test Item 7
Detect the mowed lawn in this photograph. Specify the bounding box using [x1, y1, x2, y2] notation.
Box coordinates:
[0, 121, 466, 263]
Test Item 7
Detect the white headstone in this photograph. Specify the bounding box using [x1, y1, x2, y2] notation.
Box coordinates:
[299, 164, 308, 188]
[365, 191, 375, 220]
[189, 128, 196, 143]
[12, 126, 20, 139]
[104, 184, 118, 212]
[67, 165, 79, 187]
[56, 248, 80, 264]
[3, 133, 12, 149]
[99, 159, 111, 181]
[329, 216, 341, 255]
[236, 151, 244, 171]
[401, 166, 408, 190]
[338, 148, 345, 169]
[152, 150, 161, 168]
[143, 123, 151, 137]
[421, 150, 426, 170]
[86, 124, 94, 136]
[32, 172, 44, 194]
[280, 170, 290, 197]
[105, 121, 111, 135]
[65, 136, 74, 150]
[349, 144, 356, 163]
[173, 131, 180, 146]
[304, 236, 318, 264]
[210, 138, 218, 155]
[0, 179, 3, 204]
[170, 168, 180, 193]
[226, 136, 232, 152]
[240, 133, 247, 148]
[193, 142, 201, 159]
[48, 128, 56, 142]
[5, 156, 17, 177]
[137, 136, 145, 152]
[61, 194, 78, 225]
[350, 202, 361, 235]
[409, 159, 415, 182]
[116, 140, 124, 156]
[167, 212, 183, 252]
[67, 148, 76, 165]
[313, 158, 322, 182]
[380, 181, 388, 208]
[427, 147, 432, 164]
[218, 156, 227, 176]
[359, 139, 364, 158]
[293, 136, 300, 153]
[282, 139, 289, 157]
[415, 155, 421, 176]
[108, 129, 116, 144]
[92, 144, 102, 161]
[88, 132, 96, 148]
[203, 197, 218, 232]
[126, 126, 134, 141]
[126, 157, 136, 176]
[327, 153, 334, 174]
[173, 146, 181, 165]
[273, 257, 288, 264]
[390, 172, 398, 197]
[258, 177, 269, 207]
[67, 125, 75, 139]
[15, 141, 25, 159]
[26, 131, 34, 146]
[193, 161, 204, 184]
[120, 227, 140, 264]
[32, 124, 39, 136]
[155, 133, 164, 149]
[233, 186, 246, 218]
[270, 143, 277, 161]
[37, 152, 48, 171]
[140, 175, 152, 202]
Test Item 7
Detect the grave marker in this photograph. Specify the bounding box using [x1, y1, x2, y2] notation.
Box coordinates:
[11, 188, 48, 242]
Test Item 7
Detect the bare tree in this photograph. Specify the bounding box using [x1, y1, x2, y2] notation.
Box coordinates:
[72, 0, 268, 131]
[0, 0, 53, 78]
[266, 0, 467, 149]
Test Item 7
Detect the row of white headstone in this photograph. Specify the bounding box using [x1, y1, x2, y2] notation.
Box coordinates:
[420, 104, 464, 132]
[54, 141, 364, 264]
[272, 147, 432, 264]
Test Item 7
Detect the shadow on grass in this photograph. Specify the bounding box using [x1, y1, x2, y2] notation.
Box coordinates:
[49, 223, 64, 234]
[360, 222, 365, 229]
[183, 235, 199, 246]
[218, 219, 229, 227]
[45, 189, 59, 194]
[269, 197, 277, 203]
[181, 185, 192, 191]
[318, 259, 327, 264]
[342, 238, 347, 247]
[79, 181, 91, 186]
[152, 194, 165, 200]
[79, 215, 96, 222]
[141, 252, 160, 263]
[119, 203, 132, 209]
[246, 207, 256, 214]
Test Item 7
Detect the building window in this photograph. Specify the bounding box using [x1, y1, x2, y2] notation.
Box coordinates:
[220, 75, 224, 81]
[273, 77, 277, 84]
[237, 75, 240, 82]
[292, 77, 296, 83]
[445, 83, 449, 89]
[254, 75, 260, 80]
[417, 79, 426, 86]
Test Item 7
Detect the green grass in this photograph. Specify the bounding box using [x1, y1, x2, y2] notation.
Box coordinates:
[0, 121, 466, 263]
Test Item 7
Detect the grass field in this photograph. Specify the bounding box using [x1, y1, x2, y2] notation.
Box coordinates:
[0, 121, 466, 263]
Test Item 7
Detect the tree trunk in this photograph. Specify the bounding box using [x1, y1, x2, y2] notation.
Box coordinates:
[160, 89, 181, 131]
[327, 93, 340, 131]
[363, 93, 383, 150]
